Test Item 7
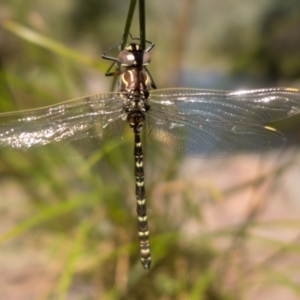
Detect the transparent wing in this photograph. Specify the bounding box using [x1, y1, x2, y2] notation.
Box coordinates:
[150, 87, 300, 123]
[0, 93, 125, 151]
[146, 87, 300, 157]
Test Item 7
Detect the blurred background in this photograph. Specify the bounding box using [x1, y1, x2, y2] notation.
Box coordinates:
[0, 0, 300, 299]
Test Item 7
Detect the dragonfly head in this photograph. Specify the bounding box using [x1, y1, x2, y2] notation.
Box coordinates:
[118, 43, 151, 67]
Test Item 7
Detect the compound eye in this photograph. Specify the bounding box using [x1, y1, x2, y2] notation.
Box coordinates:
[142, 51, 151, 65]
[118, 50, 136, 66]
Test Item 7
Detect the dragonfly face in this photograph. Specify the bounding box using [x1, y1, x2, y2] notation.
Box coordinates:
[0, 37, 300, 269]
[117, 43, 151, 67]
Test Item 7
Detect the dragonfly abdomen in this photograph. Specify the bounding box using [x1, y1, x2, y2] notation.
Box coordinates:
[134, 133, 151, 269]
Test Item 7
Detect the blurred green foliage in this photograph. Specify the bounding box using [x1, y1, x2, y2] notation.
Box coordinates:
[229, 0, 300, 81]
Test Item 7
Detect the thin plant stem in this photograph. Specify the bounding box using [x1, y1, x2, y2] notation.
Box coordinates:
[121, 0, 137, 50]
[139, 0, 146, 49]
[138, 0, 148, 155]
[110, 0, 137, 91]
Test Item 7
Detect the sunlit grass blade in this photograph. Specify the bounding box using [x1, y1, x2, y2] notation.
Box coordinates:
[190, 270, 214, 300]
[264, 267, 300, 297]
[55, 220, 91, 300]
[0, 194, 99, 244]
[77, 138, 130, 177]
[2, 20, 106, 70]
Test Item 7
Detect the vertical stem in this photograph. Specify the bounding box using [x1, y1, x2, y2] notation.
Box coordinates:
[139, 0, 146, 49]
[121, 0, 137, 50]
[138, 0, 148, 155]
[110, 0, 137, 90]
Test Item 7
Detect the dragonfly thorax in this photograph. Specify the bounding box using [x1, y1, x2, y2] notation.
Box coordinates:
[118, 43, 152, 135]
[119, 68, 151, 99]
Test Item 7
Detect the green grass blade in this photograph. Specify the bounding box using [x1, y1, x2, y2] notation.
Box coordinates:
[55, 220, 91, 300]
[0, 195, 98, 244]
[3, 20, 105, 70]
[264, 267, 300, 297]
[121, 0, 137, 49]
[190, 270, 214, 300]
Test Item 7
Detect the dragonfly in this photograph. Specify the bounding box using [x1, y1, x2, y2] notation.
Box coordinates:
[0, 37, 300, 270]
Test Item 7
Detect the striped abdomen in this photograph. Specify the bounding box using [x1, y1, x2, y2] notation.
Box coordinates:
[134, 133, 151, 269]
